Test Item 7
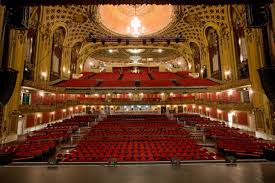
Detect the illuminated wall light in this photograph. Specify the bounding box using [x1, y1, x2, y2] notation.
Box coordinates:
[198, 106, 202, 109]
[41, 72, 47, 79]
[166, 105, 170, 108]
[107, 93, 111, 96]
[63, 67, 66, 72]
[227, 89, 233, 96]
[158, 49, 163, 53]
[216, 92, 220, 95]
[170, 92, 174, 96]
[217, 109, 222, 114]
[161, 93, 165, 96]
[62, 109, 66, 112]
[173, 105, 177, 108]
[94, 93, 99, 97]
[82, 105, 86, 108]
[200, 69, 204, 74]
[183, 105, 187, 108]
[69, 107, 73, 111]
[128, 93, 132, 97]
[51, 112, 55, 115]
[206, 107, 210, 111]
[157, 105, 161, 108]
[188, 63, 192, 70]
[249, 89, 254, 95]
[224, 70, 231, 79]
[39, 91, 44, 97]
[80, 65, 83, 70]
[108, 49, 114, 53]
[68, 70, 71, 74]
[140, 93, 144, 96]
[192, 105, 196, 109]
[37, 114, 41, 118]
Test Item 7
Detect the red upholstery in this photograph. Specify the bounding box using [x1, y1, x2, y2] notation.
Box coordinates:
[122, 72, 150, 80]
[151, 72, 183, 80]
[57, 79, 97, 87]
[99, 80, 135, 87]
[91, 73, 120, 80]
[140, 80, 176, 87]
[62, 115, 215, 162]
[177, 78, 217, 86]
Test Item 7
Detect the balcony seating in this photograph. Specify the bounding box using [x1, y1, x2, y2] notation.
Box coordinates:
[177, 78, 217, 86]
[79, 72, 95, 79]
[176, 71, 191, 78]
[140, 80, 176, 87]
[122, 72, 150, 80]
[99, 80, 135, 87]
[150, 72, 183, 80]
[57, 79, 97, 87]
[91, 73, 120, 80]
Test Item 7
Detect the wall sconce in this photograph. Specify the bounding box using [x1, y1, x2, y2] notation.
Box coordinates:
[41, 72, 47, 80]
[224, 70, 231, 80]
[39, 91, 44, 97]
[227, 89, 233, 96]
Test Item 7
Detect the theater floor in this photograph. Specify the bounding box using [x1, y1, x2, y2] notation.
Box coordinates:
[0, 163, 275, 183]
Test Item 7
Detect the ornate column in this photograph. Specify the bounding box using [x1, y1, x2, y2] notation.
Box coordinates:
[34, 23, 51, 82]
[2, 29, 27, 136]
[245, 28, 272, 134]
[61, 46, 71, 79]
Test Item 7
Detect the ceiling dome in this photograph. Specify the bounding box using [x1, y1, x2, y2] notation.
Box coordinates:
[98, 5, 174, 36]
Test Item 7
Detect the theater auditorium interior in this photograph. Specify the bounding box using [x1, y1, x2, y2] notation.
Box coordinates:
[1, 0, 275, 182]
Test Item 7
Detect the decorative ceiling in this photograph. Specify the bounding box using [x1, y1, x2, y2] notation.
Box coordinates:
[88, 47, 181, 63]
[43, 5, 230, 46]
[2, 0, 270, 6]
[98, 5, 174, 36]
[36, 4, 246, 68]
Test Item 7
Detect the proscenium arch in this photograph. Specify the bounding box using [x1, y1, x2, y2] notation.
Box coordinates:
[77, 45, 184, 71]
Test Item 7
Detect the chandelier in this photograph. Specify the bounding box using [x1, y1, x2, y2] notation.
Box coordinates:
[127, 6, 145, 37]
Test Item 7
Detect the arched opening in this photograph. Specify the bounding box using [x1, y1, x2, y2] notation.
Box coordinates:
[70, 42, 82, 78]
[206, 27, 222, 80]
[23, 8, 40, 81]
[50, 27, 65, 81]
[190, 42, 201, 73]
[231, 7, 249, 79]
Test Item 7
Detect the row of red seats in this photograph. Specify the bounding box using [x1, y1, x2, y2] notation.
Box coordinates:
[61, 115, 215, 162]
[177, 114, 275, 159]
[122, 73, 150, 80]
[0, 115, 95, 161]
[0, 141, 56, 160]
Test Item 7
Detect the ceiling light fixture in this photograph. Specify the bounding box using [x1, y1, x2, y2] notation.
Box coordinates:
[127, 5, 145, 37]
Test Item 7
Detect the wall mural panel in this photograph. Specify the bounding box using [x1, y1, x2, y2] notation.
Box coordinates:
[50, 27, 65, 81]
[206, 27, 222, 80]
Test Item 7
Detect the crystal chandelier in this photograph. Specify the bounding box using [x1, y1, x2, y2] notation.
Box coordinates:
[127, 6, 145, 37]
